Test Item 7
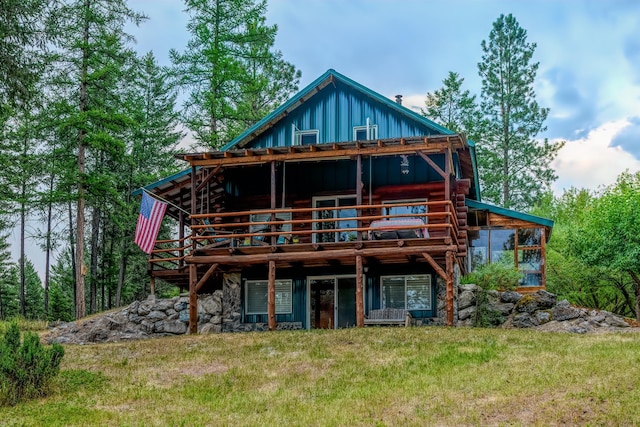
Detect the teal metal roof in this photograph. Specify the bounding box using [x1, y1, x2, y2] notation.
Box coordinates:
[465, 199, 554, 229]
[221, 69, 457, 151]
[132, 168, 193, 197]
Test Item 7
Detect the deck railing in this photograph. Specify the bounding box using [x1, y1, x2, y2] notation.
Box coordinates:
[149, 200, 465, 271]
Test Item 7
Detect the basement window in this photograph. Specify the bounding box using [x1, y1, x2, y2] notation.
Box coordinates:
[245, 280, 293, 315]
[381, 275, 432, 310]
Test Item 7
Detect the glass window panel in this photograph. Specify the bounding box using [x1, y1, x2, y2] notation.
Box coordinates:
[246, 282, 267, 314]
[520, 273, 542, 287]
[246, 280, 292, 314]
[406, 275, 431, 310]
[381, 277, 405, 309]
[518, 249, 542, 271]
[469, 229, 489, 271]
[518, 228, 541, 247]
[490, 229, 515, 266]
[381, 275, 432, 310]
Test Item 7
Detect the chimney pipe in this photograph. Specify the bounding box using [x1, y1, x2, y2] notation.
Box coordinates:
[395, 94, 403, 105]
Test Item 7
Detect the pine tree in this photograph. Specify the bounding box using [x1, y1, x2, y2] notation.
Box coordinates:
[0, 0, 50, 112]
[48, 252, 75, 322]
[171, 0, 300, 148]
[422, 71, 483, 144]
[47, 0, 146, 318]
[23, 259, 44, 320]
[0, 232, 19, 320]
[477, 14, 563, 210]
[112, 51, 181, 307]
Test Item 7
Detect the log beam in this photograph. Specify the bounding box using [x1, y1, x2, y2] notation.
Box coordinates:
[356, 255, 364, 327]
[187, 245, 458, 265]
[195, 263, 218, 293]
[422, 252, 447, 281]
[189, 263, 198, 334]
[445, 251, 455, 327]
[268, 260, 276, 331]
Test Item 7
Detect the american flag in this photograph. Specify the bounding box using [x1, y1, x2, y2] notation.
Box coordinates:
[135, 192, 167, 254]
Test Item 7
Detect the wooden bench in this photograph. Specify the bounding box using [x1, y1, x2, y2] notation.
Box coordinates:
[364, 308, 411, 326]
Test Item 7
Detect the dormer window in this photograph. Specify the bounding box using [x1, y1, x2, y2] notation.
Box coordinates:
[292, 124, 319, 145]
[353, 118, 378, 141]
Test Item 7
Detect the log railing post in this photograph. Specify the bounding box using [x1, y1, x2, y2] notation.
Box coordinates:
[268, 260, 276, 330]
[356, 255, 364, 327]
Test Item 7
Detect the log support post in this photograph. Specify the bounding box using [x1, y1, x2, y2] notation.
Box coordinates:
[150, 276, 156, 296]
[189, 165, 198, 334]
[356, 255, 364, 327]
[268, 260, 276, 331]
[445, 250, 455, 326]
[189, 263, 198, 334]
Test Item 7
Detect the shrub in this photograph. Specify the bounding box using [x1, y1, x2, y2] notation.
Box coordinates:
[0, 322, 64, 406]
[461, 262, 523, 291]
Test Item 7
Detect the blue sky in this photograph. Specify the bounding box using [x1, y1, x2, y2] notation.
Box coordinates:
[132, 0, 640, 194]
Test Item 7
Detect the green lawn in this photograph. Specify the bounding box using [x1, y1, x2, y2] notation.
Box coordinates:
[2, 327, 640, 426]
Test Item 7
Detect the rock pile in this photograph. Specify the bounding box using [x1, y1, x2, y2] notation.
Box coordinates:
[46, 293, 217, 345]
[457, 284, 632, 333]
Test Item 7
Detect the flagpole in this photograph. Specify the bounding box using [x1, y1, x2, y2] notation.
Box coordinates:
[139, 188, 190, 216]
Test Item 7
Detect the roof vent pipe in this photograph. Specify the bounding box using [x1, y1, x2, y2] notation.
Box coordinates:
[395, 94, 403, 105]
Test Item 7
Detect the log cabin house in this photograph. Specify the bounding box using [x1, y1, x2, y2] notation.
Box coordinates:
[135, 69, 553, 333]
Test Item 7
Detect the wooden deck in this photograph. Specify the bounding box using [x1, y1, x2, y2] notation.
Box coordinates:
[149, 200, 468, 289]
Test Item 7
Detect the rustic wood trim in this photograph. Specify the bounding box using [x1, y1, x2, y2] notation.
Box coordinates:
[195, 263, 218, 293]
[445, 251, 454, 326]
[186, 244, 457, 265]
[422, 253, 446, 281]
[187, 141, 456, 167]
[195, 165, 221, 193]
[189, 263, 198, 334]
[268, 260, 276, 331]
[541, 228, 547, 288]
[356, 154, 362, 241]
[356, 255, 364, 327]
[416, 151, 446, 179]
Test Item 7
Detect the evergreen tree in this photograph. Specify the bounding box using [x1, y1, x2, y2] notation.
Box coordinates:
[23, 259, 44, 320]
[0, 233, 19, 320]
[477, 14, 563, 210]
[48, 253, 75, 322]
[47, 0, 146, 318]
[422, 71, 483, 144]
[112, 51, 181, 307]
[171, 0, 300, 148]
[0, 0, 50, 112]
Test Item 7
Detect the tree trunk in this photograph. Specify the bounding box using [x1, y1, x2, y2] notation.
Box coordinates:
[116, 239, 126, 307]
[628, 270, 640, 323]
[68, 200, 77, 309]
[19, 184, 26, 317]
[75, 0, 90, 320]
[89, 206, 100, 314]
[44, 173, 54, 317]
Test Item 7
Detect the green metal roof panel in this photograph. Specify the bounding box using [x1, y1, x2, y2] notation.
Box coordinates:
[465, 199, 554, 228]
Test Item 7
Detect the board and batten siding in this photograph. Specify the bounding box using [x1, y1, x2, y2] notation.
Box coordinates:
[244, 80, 443, 149]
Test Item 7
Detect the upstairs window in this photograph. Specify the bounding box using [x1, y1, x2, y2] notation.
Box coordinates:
[292, 124, 319, 145]
[353, 123, 378, 141]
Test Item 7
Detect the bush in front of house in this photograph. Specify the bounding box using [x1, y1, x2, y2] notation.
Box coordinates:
[0, 322, 65, 406]
[461, 261, 523, 292]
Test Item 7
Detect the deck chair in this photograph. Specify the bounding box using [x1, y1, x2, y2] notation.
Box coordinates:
[200, 219, 235, 249]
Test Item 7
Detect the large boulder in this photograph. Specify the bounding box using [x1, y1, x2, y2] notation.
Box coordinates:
[514, 290, 557, 313]
[458, 290, 476, 310]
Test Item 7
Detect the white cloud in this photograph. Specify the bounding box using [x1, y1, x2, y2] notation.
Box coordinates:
[551, 119, 640, 194]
